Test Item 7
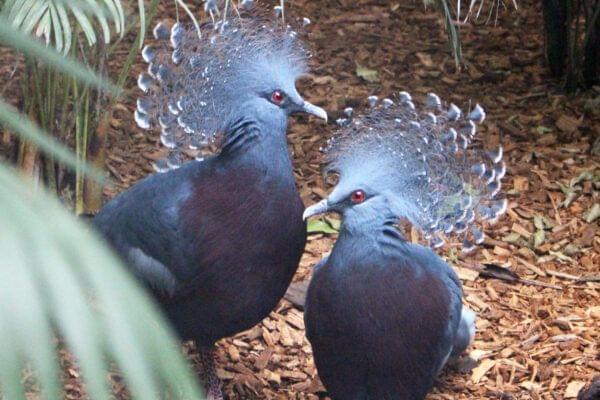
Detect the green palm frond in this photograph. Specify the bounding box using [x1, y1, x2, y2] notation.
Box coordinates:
[423, 0, 463, 65]
[0, 13, 118, 93]
[1, 0, 125, 54]
[0, 20, 204, 399]
[0, 99, 105, 182]
[0, 165, 205, 400]
[0, 13, 120, 180]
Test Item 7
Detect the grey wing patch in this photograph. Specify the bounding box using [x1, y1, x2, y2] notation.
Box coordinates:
[450, 307, 476, 358]
[126, 247, 178, 297]
[313, 254, 330, 272]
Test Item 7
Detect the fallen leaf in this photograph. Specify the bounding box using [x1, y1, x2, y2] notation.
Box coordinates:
[583, 203, 600, 223]
[310, 75, 337, 85]
[520, 381, 542, 391]
[570, 170, 595, 187]
[558, 182, 580, 208]
[549, 250, 576, 263]
[564, 381, 586, 398]
[355, 62, 379, 82]
[533, 215, 545, 230]
[307, 219, 338, 234]
[535, 125, 553, 135]
[562, 244, 581, 256]
[263, 370, 281, 384]
[533, 229, 546, 248]
[471, 359, 495, 383]
[415, 52, 434, 67]
[480, 263, 520, 282]
[503, 232, 522, 244]
[455, 266, 479, 281]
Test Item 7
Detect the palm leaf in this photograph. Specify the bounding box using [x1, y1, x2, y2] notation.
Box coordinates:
[0, 98, 103, 183]
[48, 2, 65, 52]
[0, 165, 205, 399]
[0, 16, 204, 398]
[0, 16, 118, 93]
[1, 0, 126, 54]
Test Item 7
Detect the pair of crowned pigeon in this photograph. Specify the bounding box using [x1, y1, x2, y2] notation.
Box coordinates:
[93, 3, 507, 399]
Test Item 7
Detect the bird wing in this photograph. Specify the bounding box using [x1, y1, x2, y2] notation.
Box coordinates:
[93, 162, 200, 300]
[121, 246, 178, 298]
[313, 255, 329, 272]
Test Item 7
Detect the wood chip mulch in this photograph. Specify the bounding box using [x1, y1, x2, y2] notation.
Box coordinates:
[1, 0, 598, 399]
[91, 0, 600, 399]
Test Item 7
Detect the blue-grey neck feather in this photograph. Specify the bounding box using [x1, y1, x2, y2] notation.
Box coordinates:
[326, 93, 507, 252]
[218, 104, 292, 173]
[134, 10, 308, 171]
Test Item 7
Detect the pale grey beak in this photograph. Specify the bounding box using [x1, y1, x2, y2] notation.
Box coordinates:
[303, 199, 329, 220]
[302, 101, 328, 122]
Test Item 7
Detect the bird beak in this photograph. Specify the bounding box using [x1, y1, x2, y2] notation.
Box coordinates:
[302, 101, 328, 122]
[303, 199, 330, 220]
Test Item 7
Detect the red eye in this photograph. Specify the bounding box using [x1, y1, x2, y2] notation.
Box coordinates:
[351, 190, 366, 204]
[271, 90, 284, 104]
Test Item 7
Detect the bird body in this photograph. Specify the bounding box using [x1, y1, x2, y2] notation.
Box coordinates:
[304, 205, 474, 400]
[305, 224, 463, 400]
[303, 93, 502, 399]
[94, 125, 306, 346]
[94, 11, 326, 398]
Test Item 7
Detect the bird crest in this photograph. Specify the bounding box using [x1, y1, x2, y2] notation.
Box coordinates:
[325, 92, 507, 252]
[134, 1, 313, 171]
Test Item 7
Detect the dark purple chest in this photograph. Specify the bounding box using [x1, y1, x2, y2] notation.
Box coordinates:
[166, 163, 307, 345]
[305, 238, 460, 400]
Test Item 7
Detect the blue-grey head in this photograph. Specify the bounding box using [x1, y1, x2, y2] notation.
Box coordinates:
[304, 93, 507, 252]
[134, 13, 326, 156]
